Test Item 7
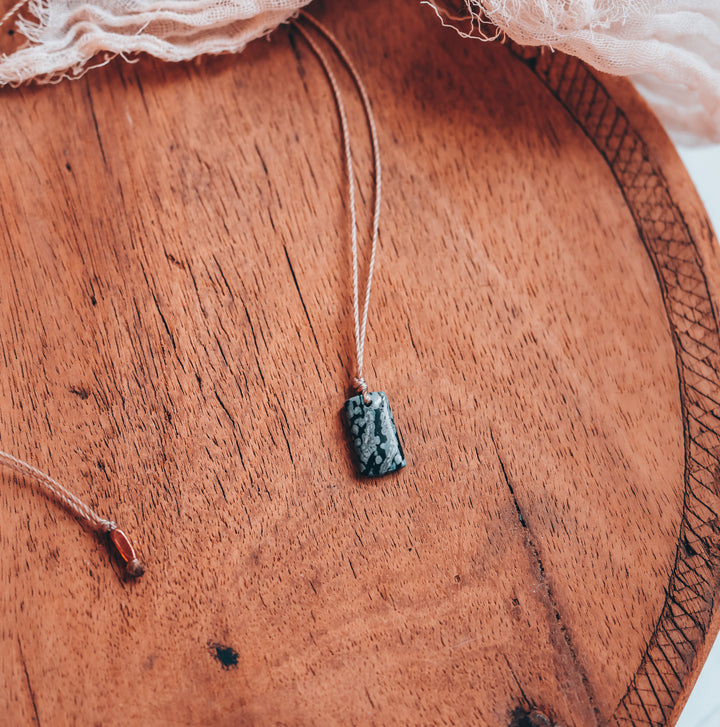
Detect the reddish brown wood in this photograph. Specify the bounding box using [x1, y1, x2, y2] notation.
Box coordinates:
[0, 1, 719, 725]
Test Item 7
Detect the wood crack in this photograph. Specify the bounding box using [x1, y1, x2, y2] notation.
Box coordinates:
[490, 427, 600, 726]
[84, 80, 107, 167]
[17, 635, 41, 727]
[284, 243, 321, 352]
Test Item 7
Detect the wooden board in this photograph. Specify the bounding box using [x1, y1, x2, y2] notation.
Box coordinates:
[1, 1, 719, 725]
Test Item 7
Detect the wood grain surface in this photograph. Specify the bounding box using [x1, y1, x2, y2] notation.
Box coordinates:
[1, 1, 719, 725]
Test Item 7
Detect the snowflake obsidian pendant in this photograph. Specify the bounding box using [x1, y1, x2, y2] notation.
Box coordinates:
[344, 391, 406, 477]
[293, 17, 407, 478]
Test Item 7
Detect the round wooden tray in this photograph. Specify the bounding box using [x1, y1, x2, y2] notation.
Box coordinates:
[2, 1, 719, 725]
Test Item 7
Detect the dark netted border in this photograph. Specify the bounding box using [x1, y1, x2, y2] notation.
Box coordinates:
[509, 44, 720, 726]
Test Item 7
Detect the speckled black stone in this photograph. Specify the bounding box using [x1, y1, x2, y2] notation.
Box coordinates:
[344, 391, 406, 477]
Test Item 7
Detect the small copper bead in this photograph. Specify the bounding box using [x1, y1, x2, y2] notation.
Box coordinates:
[125, 558, 146, 578]
[109, 528, 145, 578]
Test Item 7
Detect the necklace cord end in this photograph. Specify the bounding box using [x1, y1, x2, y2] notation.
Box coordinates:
[108, 527, 146, 578]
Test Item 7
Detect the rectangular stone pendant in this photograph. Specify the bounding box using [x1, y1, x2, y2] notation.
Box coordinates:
[344, 391, 406, 477]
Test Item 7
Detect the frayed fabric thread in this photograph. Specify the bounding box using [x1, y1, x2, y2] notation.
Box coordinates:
[0, 1, 718, 134]
[0, 0, 310, 85]
[425, 0, 720, 143]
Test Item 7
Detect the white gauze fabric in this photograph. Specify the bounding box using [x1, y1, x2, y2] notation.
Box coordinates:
[0, 0, 308, 83]
[0, 0, 719, 141]
[444, 0, 720, 142]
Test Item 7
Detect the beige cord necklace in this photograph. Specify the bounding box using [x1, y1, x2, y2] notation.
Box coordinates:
[0, 11, 404, 578]
[295, 12, 406, 478]
[0, 450, 144, 576]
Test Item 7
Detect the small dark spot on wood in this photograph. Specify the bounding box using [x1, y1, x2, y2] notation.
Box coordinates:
[682, 535, 698, 557]
[97, 460, 106, 473]
[454, 574, 461, 583]
[8, 28, 14, 36]
[70, 385, 90, 399]
[65, 162, 72, 172]
[509, 706, 555, 727]
[166, 251, 185, 269]
[90, 294, 97, 306]
[209, 642, 239, 670]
